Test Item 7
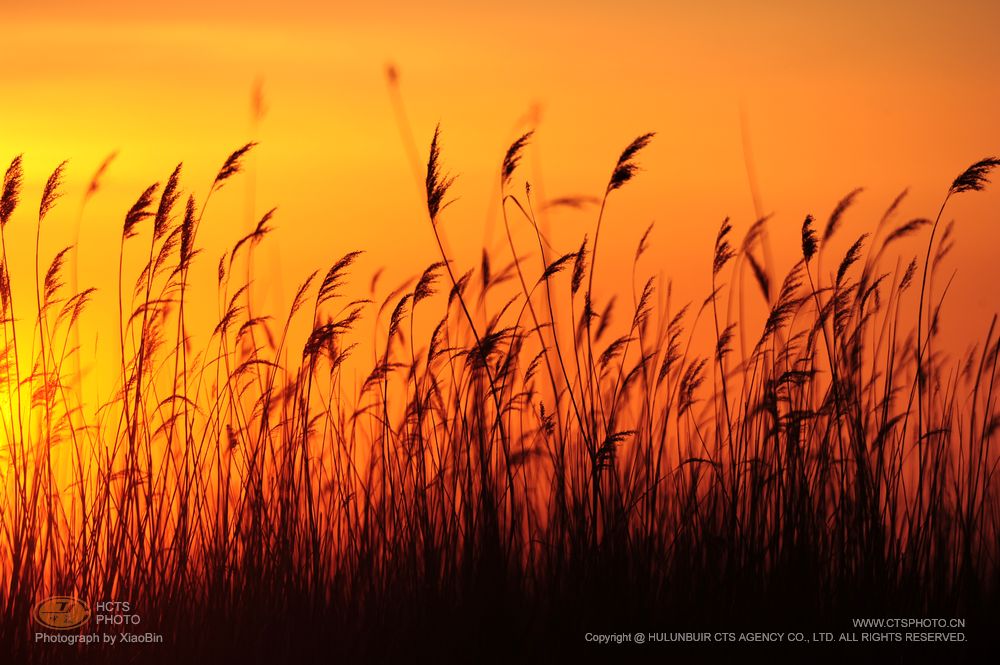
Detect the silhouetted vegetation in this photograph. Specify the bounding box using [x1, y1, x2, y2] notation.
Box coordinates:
[1, 131, 997, 664]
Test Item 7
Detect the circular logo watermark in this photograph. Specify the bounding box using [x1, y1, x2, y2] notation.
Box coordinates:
[33, 597, 91, 631]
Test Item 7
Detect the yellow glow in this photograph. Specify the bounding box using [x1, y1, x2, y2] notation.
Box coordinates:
[0, 0, 997, 395]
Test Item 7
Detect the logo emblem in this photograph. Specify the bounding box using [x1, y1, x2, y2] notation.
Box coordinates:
[33, 597, 91, 630]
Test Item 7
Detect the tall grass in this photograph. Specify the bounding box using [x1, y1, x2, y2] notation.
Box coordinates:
[0, 133, 998, 664]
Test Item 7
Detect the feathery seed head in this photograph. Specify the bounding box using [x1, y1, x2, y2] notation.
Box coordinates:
[713, 218, 735, 276]
[950, 156, 1000, 195]
[414, 261, 446, 304]
[608, 132, 655, 193]
[39, 161, 68, 222]
[836, 233, 868, 287]
[179, 194, 196, 263]
[124, 183, 161, 240]
[572, 235, 588, 295]
[426, 125, 456, 220]
[502, 131, 533, 188]
[86, 151, 117, 199]
[824, 187, 863, 242]
[214, 143, 256, 190]
[900, 258, 918, 291]
[801, 214, 818, 262]
[1, 155, 24, 227]
[154, 164, 183, 240]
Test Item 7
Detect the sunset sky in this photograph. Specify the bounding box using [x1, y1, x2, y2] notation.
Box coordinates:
[2, 0, 998, 378]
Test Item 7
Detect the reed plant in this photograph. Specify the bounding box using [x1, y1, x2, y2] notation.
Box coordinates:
[0, 132, 997, 664]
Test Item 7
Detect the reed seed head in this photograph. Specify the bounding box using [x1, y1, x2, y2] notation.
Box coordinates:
[950, 156, 1000, 195]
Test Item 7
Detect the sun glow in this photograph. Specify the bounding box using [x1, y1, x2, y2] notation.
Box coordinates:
[2, 2, 999, 662]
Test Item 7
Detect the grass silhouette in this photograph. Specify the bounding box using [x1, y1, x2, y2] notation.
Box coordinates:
[0, 129, 997, 664]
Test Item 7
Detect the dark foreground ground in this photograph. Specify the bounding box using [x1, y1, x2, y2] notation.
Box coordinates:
[12, 557, 999, 665]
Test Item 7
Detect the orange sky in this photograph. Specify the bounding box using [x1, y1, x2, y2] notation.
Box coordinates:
[2, 0, 999, 387]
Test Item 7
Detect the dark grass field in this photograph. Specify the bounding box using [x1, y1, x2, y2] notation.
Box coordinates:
[1, 134, 998, 664]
